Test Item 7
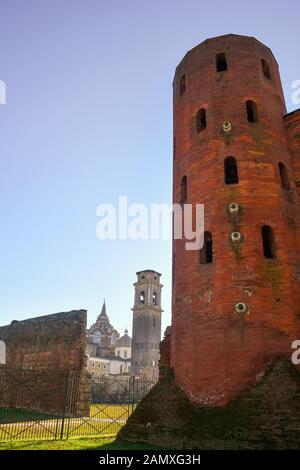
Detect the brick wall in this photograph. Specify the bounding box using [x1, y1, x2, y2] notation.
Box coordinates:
[172, 33, 300, 405]
[0, 310, 87, 370]
[284, 109, 300, 197]
[119, 358, 300, 449]
[158, 327, 171, 380]
[0, 310, 90, 416]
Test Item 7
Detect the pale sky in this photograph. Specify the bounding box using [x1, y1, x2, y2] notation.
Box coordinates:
[0, 0, 299, 336]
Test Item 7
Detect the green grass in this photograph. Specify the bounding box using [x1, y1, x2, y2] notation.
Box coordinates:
[0, 404, 135, 442]
[0, 437, 159, 451]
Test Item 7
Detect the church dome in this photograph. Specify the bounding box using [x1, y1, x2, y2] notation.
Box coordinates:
[116, 329, 132, 348]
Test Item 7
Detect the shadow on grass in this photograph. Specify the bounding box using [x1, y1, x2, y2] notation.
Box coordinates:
[0, 437, 161, 451]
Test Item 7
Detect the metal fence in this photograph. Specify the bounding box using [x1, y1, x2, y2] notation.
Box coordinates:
[0, 366, 156, 442]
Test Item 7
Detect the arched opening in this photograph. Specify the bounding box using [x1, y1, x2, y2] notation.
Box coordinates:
[261, 225, 276, 259]
[152, 292, 157, 305]
[261, 59, 271, 80]
[153, 318, 157, 327]
[180, 74, 186, 96]
[93, 331, 101, 345]
[0, 340, 6, 365]
[180, 175, 187, 203]
[278, 162, 291, 191]
[200, 231, 213, 264]
[246, 100, 259, 123]
[224, 157, 239, 185]
[196, 108, 207, 132]
[140, 291, 145, 304]
[216, 53, 227, 72]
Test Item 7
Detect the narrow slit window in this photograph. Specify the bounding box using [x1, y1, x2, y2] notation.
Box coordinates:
[224, 157, 239, 185]
[246, 100, 259, 123]
[261, 59, 271, 80]
[261, 225, 276, 259]
[196, 108, 207, 132]
[200, 231, 213, 264]
[180, 175, 187, 203]
[180, 75, 186, 96]
[278, 162, 290, 191]
[216, 53, 227, 72]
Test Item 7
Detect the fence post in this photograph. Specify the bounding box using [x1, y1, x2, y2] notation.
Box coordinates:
[60, 370, 73, 440]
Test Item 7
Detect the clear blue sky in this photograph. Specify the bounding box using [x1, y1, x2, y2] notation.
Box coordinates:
[0, 0, 299, 335]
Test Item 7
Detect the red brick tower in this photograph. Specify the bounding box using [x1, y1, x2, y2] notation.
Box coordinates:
[172, 34, 300, 406]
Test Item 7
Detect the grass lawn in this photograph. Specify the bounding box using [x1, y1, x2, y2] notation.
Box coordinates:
[0, 404, 135, 441]
[0, 437, 160, 451]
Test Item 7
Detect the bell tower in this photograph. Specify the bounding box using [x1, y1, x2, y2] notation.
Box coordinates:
[131, 270, 163, 380]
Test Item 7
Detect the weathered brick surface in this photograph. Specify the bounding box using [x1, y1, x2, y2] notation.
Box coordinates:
[0, 310, 90, 416]
[0, 310, 87, 370]
[158, 327, 171, 380]
[285, 109, 300, 197]
[119, 359, 300, 449]
[0, 367, 90, 417]
[172, 34, 300, 405]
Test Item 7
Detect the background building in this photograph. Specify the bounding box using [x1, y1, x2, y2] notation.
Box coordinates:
[86, 301, 119, 358]
[87, 270, 163, 380]
[131, 270, 163, 380]
[86, 303, 132, 377]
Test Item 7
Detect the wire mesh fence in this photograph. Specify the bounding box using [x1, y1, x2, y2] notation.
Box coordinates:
[0, 366, 156, 442]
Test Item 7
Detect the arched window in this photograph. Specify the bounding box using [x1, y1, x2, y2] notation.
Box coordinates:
[246, 100, 259, 123]
[200, 231, 213, 264]
[180, 175, 187, 203]
[180, 75, 186, 96]
[196, 108, 207, 132]
[278, 162, 290, 191]
[140, 291, 145, 304]
[93, 331, 101, 345]
[224, 157, 239, 185]
[124, 350, 127, 359]
[216, 53, 227, 72]
[261, 59, 271, 80]
[153, 318, 157, 327]
[0, 340, 6, 365]
[261, 225, 276, 259]
[152, 292, 157, 305]
[120, 365, 123, 374]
